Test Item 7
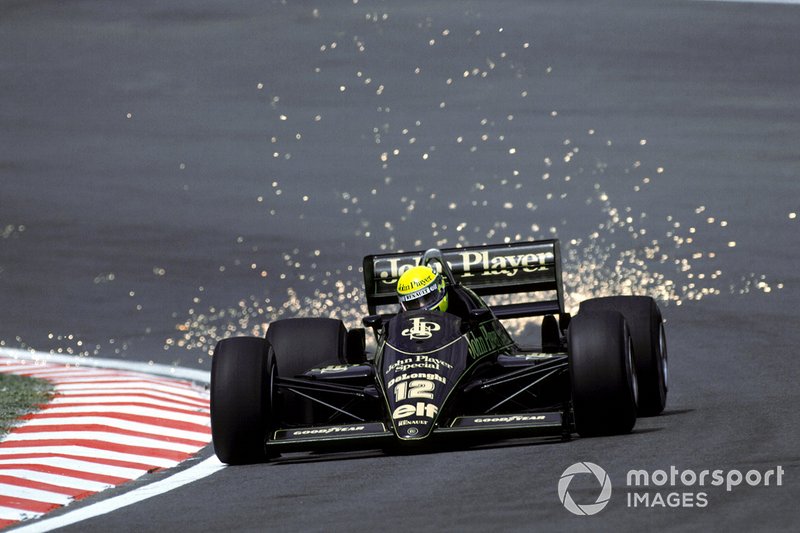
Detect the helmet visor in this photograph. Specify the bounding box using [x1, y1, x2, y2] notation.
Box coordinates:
[398, 278, 444, 311]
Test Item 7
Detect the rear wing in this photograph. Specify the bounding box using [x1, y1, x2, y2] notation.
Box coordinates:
[362, 240, 564, 319]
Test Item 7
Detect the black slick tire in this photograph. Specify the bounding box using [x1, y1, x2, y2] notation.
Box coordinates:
[210, 336, 273, 464]
[568, 310, 638, 437]
[266, 317, 347, 424]
[579, 296, 668, 416]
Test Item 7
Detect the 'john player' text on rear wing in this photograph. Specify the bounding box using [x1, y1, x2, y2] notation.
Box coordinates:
[362, 239, 564, 319]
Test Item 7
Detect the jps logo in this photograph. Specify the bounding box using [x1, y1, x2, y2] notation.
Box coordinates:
[402, 317, 441, 340]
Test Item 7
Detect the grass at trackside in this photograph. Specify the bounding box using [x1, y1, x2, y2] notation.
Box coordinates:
[0, 372, 53, 437]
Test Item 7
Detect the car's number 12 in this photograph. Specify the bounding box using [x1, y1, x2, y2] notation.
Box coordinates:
[394, 379, 435, 401]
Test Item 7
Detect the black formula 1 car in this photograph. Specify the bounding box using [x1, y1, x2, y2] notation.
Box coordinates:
[210, 240, 668, 464]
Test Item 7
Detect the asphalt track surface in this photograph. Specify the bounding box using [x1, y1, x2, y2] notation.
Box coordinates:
[1, 0, 799, 530]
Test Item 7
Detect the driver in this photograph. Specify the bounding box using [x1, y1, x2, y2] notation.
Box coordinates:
[396, 265, 449, 312]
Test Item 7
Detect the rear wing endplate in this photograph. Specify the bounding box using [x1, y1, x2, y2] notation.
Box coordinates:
[362, 240, 564, 319]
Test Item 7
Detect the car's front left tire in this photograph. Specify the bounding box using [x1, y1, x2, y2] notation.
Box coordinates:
[568, 310, 638, 437]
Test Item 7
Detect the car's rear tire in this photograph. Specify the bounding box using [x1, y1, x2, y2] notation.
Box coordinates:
[568, 310, 637, 437]
[267, 317, 348, 424]
[210, 336, 273, 464]
[579, 296, 668, 416]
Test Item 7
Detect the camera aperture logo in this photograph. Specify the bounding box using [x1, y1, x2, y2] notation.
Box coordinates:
[558, 462, 612, 516]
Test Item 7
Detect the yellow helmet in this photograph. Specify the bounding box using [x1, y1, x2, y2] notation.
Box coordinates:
[396, 265, 448, 312]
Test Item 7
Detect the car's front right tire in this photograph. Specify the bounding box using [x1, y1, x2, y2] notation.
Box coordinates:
[210, 336, 274, 464]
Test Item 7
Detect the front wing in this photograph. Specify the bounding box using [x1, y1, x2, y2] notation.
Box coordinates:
[265, 411, 569, 454]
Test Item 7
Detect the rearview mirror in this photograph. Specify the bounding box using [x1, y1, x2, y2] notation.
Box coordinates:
[362, 314, 384, 331]
[464, 308, 493, 331]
